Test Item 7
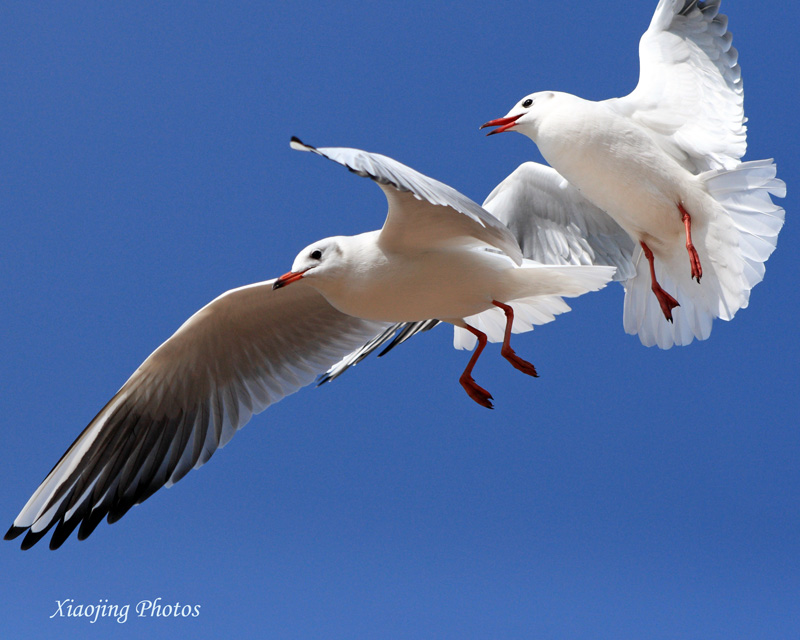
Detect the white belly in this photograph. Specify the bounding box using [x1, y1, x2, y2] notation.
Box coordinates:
[534, 101, 708, 252]
[315, 249, 513, 323]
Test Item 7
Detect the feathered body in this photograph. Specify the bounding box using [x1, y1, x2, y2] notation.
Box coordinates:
[482, 0, 785, 348]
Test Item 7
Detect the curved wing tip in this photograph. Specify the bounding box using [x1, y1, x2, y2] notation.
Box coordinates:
[21, 529, 47, 550]
[4, 524, 25, 541]
[290, 136, 315, 152]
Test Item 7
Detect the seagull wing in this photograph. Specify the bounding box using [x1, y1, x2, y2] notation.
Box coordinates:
[609, 0, 745, 171]
[483, 162, 636, 280]
[6, 280, 388, 549]
[319, 319, 441, 384]
[317, 161, 637, 382]
[291, 137, 523, 264]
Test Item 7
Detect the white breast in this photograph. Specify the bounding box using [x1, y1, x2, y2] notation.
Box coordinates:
[533, 96, 700, 246]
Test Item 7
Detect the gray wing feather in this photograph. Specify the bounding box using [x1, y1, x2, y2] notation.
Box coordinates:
[483, 162, 636, 280]
[319, 319, 440, 384]
[291, 137, 523, 264]
[6, 280, 388, 549]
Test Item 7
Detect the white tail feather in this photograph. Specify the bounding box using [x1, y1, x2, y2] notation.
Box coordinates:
[623, 159, 785, 348]
[454, 263, 615, 350]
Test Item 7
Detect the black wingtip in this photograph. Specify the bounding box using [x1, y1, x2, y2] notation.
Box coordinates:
[20, 528, 48, 550]
[290, 136, 315, 152]
[316, 373, 332, 387]
[49, 517, 82, 550]
[4, 525, 25, 541]
[78, 507, 110, 539]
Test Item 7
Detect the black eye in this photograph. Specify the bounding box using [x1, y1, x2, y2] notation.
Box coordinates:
[311, 249, 323, 260]
[522, 98, 533, 108]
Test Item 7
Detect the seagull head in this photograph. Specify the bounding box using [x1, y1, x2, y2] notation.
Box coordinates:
[480, 91, 556, 138]
[273, 237, 344, 290]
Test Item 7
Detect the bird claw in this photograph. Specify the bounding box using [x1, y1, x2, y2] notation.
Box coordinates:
[640, 241, 680, 323]
[653, 284, 680, 322]
[501, 347, 539, 378]
[460, 375, 494, 409]
[679, 204, 703, 284]
[688, 245, 703, 283]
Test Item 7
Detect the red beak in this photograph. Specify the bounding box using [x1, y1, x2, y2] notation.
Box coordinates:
[272, 270, 306, 290]
[480, 113, 523, 136]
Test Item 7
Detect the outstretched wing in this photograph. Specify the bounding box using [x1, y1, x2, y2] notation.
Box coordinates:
[319, 319, 441, 384]
[484, 162, 636, 280]
[609, 0, 745, 172]
[291, 137, 523, 264]
[6, 281, 388, 549]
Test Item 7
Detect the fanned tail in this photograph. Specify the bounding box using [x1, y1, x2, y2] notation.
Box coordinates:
[623, 159, 785, 348]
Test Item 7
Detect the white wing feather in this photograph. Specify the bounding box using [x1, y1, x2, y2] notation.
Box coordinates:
[609, 0, 745, 171]
[291, 137, 524, 264]
[7, 280, 388, 548]
[483, 162, 636, 280]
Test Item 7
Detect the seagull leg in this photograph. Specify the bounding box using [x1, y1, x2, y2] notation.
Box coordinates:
[678, 203, 702, 283]
[459, 323, 494, 409]
[640, 241, 680, 322]
[492, 300, 538, 377]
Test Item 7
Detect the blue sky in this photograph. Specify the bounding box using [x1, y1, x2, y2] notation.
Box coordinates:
[2, 2, 798, 638]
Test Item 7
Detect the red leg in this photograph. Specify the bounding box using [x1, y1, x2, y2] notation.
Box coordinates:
[640, 241, 680, 323]
[492, 300, 538, 377]
[678, 203, 702, 283]
[459, 324, 494, 409]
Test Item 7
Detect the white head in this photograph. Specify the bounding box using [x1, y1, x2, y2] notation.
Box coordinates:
[480, 91, 558, 139]
[272, 236, 346, 290]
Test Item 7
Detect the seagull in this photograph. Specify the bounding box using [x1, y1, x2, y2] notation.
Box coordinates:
[481, 0, 785, 349]
[321, 165, 635, 383]
[320, 1, 785, 376]
[6, 138, 614, 549]
[277, 139, 614, 409]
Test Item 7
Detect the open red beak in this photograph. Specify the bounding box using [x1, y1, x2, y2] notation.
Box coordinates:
[272, 270, 306, 290]
[480, 113, 523, 136]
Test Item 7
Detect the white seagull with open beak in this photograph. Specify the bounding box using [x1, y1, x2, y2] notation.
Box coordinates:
[481, 0, 785, 349]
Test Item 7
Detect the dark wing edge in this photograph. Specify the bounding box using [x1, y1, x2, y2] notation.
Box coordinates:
[6, 281, 389, 549]
[318, 319, 441, 384]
